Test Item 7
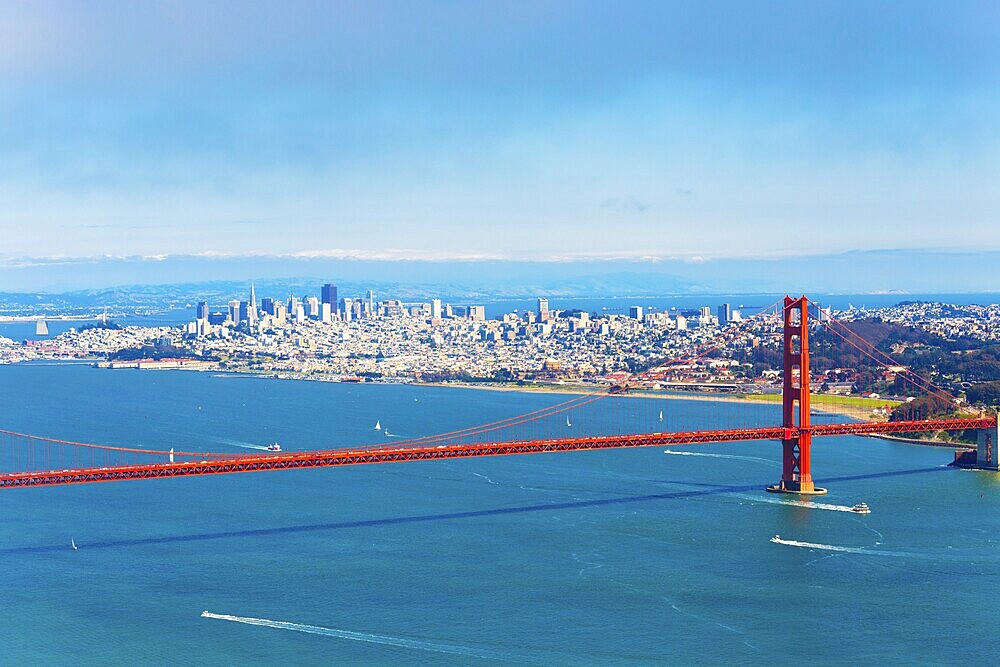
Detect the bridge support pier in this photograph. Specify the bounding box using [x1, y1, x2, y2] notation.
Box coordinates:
[767, 296, 827, 496]
[975, 422, 1000, 470]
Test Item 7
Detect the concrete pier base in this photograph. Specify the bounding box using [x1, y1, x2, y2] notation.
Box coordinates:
[977, 423, 999, 471]
[766, 480, 828, 496]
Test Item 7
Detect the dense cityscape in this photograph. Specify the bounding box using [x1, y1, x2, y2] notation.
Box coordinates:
[2, 283, 998, 413]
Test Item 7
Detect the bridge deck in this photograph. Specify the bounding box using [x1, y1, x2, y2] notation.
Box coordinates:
[1, 418, 993, 488]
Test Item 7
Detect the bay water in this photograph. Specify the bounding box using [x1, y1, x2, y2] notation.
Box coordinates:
[1, 363, 998, 664]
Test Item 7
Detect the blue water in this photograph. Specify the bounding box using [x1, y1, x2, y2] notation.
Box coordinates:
[1, 364, 999, 664]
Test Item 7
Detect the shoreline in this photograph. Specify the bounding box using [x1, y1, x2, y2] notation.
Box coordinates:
[865, 433, 973, 449]
[418, 380, 863, 417]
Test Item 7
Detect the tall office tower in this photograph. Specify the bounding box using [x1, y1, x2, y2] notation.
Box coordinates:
[228, 300, 241, 324]
[306, 296, 320, 318]
[341, 298, 354, 322]
[468, 305, 486, 321]
[260, 297, 276, 316]
[321, 283, 338, 314]
[238, 301, 251, 324]
[444, 303, 453, 318]
[629, 305, 644, 320]
[430, 299, 442, 319]
[247, 284, 258, 326]
[367, 290, 375, 313]
[537, 298, 549, 320]
[700, 306, 712, 319]
[196, 301, 209, 320]
[718, 303, 732, 325]
[320, 302, 332, 323]
[287, 296, 300, 316]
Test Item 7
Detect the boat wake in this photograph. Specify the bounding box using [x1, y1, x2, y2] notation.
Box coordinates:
[207, 437, 272, 451]
[663, 450, 777, 466]
[769, 537, 908, 557]
[200, 611, 512, 660]
[739, 494, 862, 513]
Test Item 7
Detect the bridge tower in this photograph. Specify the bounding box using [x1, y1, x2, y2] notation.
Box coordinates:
[768, 296, 828, 495]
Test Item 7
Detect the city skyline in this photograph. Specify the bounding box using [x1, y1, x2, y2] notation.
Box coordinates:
[2, 2, 999, 272]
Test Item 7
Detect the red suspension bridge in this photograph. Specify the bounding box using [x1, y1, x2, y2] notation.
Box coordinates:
[1, 296, 996, 491]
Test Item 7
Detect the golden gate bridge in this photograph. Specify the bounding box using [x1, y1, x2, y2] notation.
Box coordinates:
[1, 296, 996, 491]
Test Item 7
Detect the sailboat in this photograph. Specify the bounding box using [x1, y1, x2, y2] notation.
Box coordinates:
[71, 538, 78, 550]
[659, 410, 664, 421]
[566, 415, 572, 427]
[374, 420, 381, 430]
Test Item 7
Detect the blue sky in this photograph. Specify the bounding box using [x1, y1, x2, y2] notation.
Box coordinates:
[1, 1, 998, 264]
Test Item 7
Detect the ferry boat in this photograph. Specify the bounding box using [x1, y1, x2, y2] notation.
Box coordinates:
[266, 443, 282, 452]
[850, 502, 871, 514]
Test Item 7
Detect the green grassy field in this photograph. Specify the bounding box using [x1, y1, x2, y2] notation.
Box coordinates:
[743, 393, 902, 409]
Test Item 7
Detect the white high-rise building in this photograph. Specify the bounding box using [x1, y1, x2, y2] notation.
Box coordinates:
[248, 284, 258, 326]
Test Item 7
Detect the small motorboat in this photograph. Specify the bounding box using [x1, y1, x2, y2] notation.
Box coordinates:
[850, 502, 871, 514]
[266, 443, 282, 452]
[770, 534, 781, 543]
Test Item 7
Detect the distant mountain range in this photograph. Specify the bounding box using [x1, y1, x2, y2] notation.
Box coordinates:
[0, 250, 997, 310]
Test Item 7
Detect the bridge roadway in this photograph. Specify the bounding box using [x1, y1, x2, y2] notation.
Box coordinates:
[0, 418, 994, 488]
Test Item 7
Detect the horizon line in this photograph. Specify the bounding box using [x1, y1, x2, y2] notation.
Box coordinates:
[3, 247, 1000, 269]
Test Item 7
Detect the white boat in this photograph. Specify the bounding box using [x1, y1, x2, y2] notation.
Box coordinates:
[266, 443, 282, 452]
[659, 410, 664, 421]
[566, 416, 572, 427]
[850, 502, 871, 514]
[71, 538, 78, 550]
[374, 420, 381, 430]
[770, 535, 781, 543]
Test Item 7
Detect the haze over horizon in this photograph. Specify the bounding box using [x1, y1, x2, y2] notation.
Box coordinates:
[2, 1, 999, 284]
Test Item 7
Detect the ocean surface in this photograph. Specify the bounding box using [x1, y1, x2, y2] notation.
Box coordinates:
[1, 363, 999, 665]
